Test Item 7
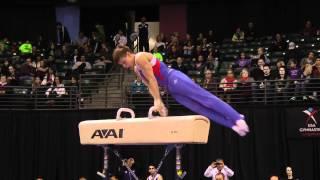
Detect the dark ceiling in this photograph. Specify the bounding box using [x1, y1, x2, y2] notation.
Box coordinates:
[12, 0, 198, 6]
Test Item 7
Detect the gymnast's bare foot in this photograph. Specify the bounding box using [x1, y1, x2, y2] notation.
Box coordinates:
[232, 119, 249, 136]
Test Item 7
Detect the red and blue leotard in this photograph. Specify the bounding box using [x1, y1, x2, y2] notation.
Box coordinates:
[136, 58, 244, 129]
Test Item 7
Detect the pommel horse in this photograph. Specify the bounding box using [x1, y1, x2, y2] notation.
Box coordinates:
[79, 107, 211, 179]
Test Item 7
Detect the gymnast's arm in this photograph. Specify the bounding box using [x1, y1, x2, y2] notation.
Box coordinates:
[135, 53, 166, 113]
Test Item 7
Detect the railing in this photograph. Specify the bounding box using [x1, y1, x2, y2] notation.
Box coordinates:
[0, 78, 318, 110]
[126, 78, 320, 108]
[79, 73, 124, 109]
[0, 86, 78, 110]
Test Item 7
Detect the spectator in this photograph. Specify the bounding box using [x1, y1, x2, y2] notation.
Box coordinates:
[31, 76, 42, 94]
[285, 42, 300, 61]
[7, 65, 18, 85]
[300, 51, 315, 69]
[35, 59, 48, 80]
[113, 30, 127, 46]
[251, 58, 265, 81]
[72, 55, 92, 75]
[237, 68, 254, 102]
[309, 58, 320, 100]
[41, 67, 55, 86]
[171, 57, 188, 74]
[152, 46, 163, 62]
[194, 45, 204, 58]
[200, 38, 209, 54]
[202, 70, 218, 91]
[90, 31, 101, 54]
[275, 66, 290, 102]
[70, 76, 79, 87]
[19, 40, 33, 55]
[271, 33, 287, 51]
[301, 64, 313, 99]
[155, 34, 166, 51]
[232, 27, 245, 42]
[207, 47, 219, 59]
[263, 64, 275, 80]
[204, 158, 234, 180]
[45, 76, 66, 97]
[19, 58, 35, 81]
[147, 164, 163, 180]
[0, 75, 7, 94]
[76, 32, 88, 47]
[98, 42, 110, 58]
[251, 47, 270, 64]
[234, 52, 251, 69]
[253, 64, 274, 102]
[194, 55, 206, 72]
[167, 45, 181, 61]
[245, 22, 256, 42]
[207, 30, 215, 44]
[130, 76, 147, 94]
[138, 16, 149, 52]
[276, 59, 286, 70]
[301, 20, 315, 37]
[183, 40, 194, 58]
[100, 55, 113, 72]
[184, 33, 193, 45]
[283, 166, 299, 180]
[275, 59, 286, 76]
[55, 22, 70, 45]
[219, 69, 237, 103]
[287, 59, 303, 101]
[205, 54, 219, 72]
[1, 59, 10, 76]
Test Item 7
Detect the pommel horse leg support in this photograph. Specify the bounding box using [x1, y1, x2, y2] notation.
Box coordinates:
[96, 146, 108, 179]
[175, 144, 187, 179]
[78, 107, 211, 179]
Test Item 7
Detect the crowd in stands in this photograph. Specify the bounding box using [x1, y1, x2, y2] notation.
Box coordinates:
[1, 20, 320, 105]
[131, 20, 320, 103]
[0, 23, 114, 105]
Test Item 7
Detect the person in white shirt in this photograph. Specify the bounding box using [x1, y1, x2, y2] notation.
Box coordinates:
[204, 159, 234, 180]
[45, 76, 66, 97]
[72, 55, 92, 74]
[146, 164, 163, 180]
[114, 30, 128, 46]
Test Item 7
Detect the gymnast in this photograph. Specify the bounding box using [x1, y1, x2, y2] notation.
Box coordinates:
[112, 45, 249, 136]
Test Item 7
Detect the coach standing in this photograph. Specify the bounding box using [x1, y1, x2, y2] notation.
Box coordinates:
[138, 16, 149, 52]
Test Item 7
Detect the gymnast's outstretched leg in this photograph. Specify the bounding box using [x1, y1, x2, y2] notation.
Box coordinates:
[168, 71, 249, 136]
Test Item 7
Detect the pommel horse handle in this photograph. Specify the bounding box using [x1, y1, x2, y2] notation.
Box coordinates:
[148, 106, 157, 119]
[116, 108, 135, 120]
[148, 106, 168, 119]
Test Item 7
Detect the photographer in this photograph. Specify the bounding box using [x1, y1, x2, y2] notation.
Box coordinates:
[204, 158, 234, 180]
